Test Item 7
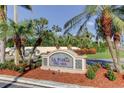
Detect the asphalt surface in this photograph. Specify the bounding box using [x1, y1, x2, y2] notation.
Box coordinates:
[0, 80, 47, 88]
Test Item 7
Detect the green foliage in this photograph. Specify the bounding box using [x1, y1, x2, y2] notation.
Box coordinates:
[106, 70, 116, 81]
[18, 66, 25, 73]
[103, 63, 111, 70]
[90, 63, 101, 73]
[6, 39, 14, 47]
[31, 64, 36, 69]
[94, 42, 106, 53]
[30, 59, 42, 69]
[35, 60, 42, 67]
[86, 66, 96, 80]
[91, 63, 101, 72]
[0, 61, 25, 73]
[0, 63, 7, 69]
[121, 65, 124, 69]
[95, 63, 101, 68]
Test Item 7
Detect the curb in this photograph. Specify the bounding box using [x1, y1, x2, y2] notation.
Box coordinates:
[0, 75, 91, 88]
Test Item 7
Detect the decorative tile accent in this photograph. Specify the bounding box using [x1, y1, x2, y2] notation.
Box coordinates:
[43, 58, 48, 66]
[75, 60, 82, 69]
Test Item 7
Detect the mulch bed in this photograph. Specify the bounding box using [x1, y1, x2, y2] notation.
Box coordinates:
[0, 68, 124, 88]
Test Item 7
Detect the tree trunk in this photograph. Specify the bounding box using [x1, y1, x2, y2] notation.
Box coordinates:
[106, 36, 122, 73]
[114, 40, 123, 73]
[113, 32, 123, 73]
[14, 48, 19, 65]
[0, 6, 7, 63]
[14, 5, 20, 65]
[0, 40, 5, 63]
[13, 33, 25, 65]
[28, 37, 42, 65]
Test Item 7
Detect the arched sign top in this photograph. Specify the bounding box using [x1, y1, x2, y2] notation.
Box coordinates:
[47, 49, 78, 58]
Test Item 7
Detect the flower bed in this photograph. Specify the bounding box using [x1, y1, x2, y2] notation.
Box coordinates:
[0, 67, 124, 87]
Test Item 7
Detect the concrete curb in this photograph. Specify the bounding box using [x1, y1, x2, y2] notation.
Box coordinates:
[0, 75, 91, 88]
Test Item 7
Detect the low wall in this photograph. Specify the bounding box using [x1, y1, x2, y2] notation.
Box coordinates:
[6, 47, 80, 56]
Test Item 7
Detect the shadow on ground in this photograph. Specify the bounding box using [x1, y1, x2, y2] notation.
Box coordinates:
[1, 69, 31, 88]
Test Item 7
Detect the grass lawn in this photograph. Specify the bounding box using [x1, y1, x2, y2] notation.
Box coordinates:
[87, 49, 124, 59]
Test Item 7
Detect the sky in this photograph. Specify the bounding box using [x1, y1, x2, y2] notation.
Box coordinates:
[7, 5, 95, 35]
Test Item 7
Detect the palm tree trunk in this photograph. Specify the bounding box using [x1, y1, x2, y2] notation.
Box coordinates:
[14, 5, 20, 65]
[0, 40, 5, 63]
[0, 6, 7, 63]
[101, 8, 123, 73]
[114, 40, 123, 73]
[113, 32, 123, 73]
[106, 36, 122, 73]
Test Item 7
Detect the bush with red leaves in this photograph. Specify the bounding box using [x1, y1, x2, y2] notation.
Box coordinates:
[73, 48, 96, 55]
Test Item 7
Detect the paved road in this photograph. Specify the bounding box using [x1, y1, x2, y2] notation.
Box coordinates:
[0, 80, 47, 88]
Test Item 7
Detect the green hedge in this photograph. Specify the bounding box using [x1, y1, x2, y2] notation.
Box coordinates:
[0, 62, 25, 73]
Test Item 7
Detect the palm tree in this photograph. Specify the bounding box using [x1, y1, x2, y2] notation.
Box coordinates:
[28, 18, 48, 66]
[9, 19, 33, 63]
[13, 5, 32, 65]
[64, 6, 124, 73]
[0, 6, 7, 63]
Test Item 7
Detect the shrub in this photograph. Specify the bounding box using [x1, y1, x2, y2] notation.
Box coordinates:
[73, 48, 96, 55]
[18, 66, 25, 73]
[121, 65, 124, 69]
[92, 65, 99, 73]
[95, 63, 101, 68]
[0, 63, 4, 69]
[89, 63, 101, 73]
[88, 48, 96, 54]
[36, 62, 41, 67]
[31, 64, 36, 69]
[103, 63, 111, 70]
[86, 66, 96, 80]
[0, 61, 26, 73]
[106, 70, 116, 81]
[0, 61, 41, 73]
[0, 63, 7, 69]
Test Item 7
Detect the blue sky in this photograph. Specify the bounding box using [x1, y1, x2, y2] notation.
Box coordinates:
[7, 5, 95, 35]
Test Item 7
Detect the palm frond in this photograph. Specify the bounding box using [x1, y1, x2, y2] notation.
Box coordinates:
[64, 12, 86, 33]
[112, 6, 124, 14]
[111, 13, 124, 32]
[64, 6, 99, 35]
[76, 14, 91, 36]
[85, 5, 98, 15]
[20, 5, 32, 11]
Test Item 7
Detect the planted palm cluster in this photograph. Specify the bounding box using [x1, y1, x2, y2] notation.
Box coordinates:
[86, 64, 101, 80]
[106, 70, 116, 81]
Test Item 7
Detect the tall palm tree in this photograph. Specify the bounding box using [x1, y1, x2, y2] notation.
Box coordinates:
[64, 5, 124, 73]
[9, 19, 33, 64]
[28, 18, 48, 65]
[13, 5, 32, 65]
[0, 5, 7, 63]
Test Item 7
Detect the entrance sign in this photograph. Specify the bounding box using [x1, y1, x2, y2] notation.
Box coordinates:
[49, 52, 73, 68]
[41, 49, 87, 74]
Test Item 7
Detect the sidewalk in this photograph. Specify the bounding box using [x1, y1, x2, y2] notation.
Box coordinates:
[0, 75, 91, 88]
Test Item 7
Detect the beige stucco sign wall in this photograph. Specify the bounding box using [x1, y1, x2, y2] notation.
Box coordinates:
[41, 49, 87, 74]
